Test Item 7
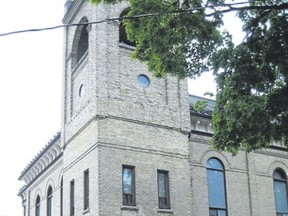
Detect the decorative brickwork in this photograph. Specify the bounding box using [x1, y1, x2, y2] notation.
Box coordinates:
[18, 1, 288, 216]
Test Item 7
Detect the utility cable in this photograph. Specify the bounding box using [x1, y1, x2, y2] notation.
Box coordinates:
[0, 0, 286, 37]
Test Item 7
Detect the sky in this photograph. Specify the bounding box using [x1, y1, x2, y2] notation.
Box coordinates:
[0, 1, 243, 215]
[0, 0, 64, 215]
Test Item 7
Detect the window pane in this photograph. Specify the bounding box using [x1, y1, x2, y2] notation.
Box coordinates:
[209, 209, 217, 216]
[70, 180, 75, 216]
[274, 170, 287, 181]
[47, 187, 52, 216]
[60, 178, 63, 216]
[36, 207, 40, 216]
[119, 9, 136, 47]
[158, 171, 170, 209]
[47, 198, 52, 216]
[274, 181, 288, 213]
[218, 210, 227, 216]
[207, 158, 224, 170]
[77, 25, 88, 62]
[36, 196, 40, 216]
[122, 166, 135, 206]
[84, 170, 89, 209]
[158, 172, 166, 197]
[207, 169, 226, 209]
[137, 75, 150, 88]
[123, 168, 133, 194]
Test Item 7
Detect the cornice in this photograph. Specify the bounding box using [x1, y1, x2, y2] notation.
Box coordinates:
[18, 132, 62, 184]
[18, 153, 63, 196]
[62, 0, 86, 24]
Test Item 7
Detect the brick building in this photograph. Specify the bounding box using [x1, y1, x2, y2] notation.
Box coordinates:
[18, 1, 288, 216]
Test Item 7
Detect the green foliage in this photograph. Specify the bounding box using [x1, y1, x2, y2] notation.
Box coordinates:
[212, 0, 288, 154]
[193, 100, 208, 113]
[91, 0, 288, 154]
[91, 0, 223, 78]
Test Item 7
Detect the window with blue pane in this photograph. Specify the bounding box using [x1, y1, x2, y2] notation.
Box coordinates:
[206, 158, 228, 216]
[274, 169, 288, 216]
[122, 165, 136, 206]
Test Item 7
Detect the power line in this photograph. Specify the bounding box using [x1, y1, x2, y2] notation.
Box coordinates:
[0, 1, 253, 37]
[0, 6, 208, 37]
[0, 0, 286, 37]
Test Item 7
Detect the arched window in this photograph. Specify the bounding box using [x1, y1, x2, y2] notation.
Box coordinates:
[47, 186, 53, 216]
[119, 9, 136, 47]
[60, 178, 63, 216]
[206, 158, 228, 216]
[77, 24, 88, 62]
[273, 169, 288, 216]
[72, 17, 89, 67]
[35, 195, 40, 216]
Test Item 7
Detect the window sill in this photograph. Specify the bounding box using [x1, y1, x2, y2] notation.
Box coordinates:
[82, 208, 90, 214]
[119, 43, 135, 51]
[121, 206, 139, 212]
[72, 51, 89, 79]
[157, 209, 174, 214]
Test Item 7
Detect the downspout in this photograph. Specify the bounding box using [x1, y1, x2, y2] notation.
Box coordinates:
[245, 152, 254, 216]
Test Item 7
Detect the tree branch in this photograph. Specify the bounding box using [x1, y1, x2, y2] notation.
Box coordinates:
[205, 2, 288, 17]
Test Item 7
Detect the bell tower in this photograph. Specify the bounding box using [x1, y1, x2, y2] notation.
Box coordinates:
[61, 0, 192, 215]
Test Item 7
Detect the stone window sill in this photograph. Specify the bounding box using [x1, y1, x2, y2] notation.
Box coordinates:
[82, 208, 90, 214]
[157, 209, 174, 214]
[121, 206, 139, 212]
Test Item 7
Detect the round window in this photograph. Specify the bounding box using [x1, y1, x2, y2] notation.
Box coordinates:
[137, 74, 150, 88]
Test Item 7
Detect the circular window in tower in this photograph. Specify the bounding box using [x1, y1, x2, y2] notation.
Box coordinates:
[79, 84, 85, 97]
[137, 74, 150, 88]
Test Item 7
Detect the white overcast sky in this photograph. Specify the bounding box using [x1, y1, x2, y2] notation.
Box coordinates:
[0, 1, 243, 215]
[0, 0, 64, 215]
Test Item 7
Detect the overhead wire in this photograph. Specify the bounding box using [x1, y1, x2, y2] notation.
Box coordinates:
[0, 0, 286, 38]
[0, 6, 210, 37]
[0, 1, 251, 37]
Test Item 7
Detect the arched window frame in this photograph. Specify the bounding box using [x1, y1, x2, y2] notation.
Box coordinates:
[47, 186, 53, 216]
[206, 157, 228, 216]
[35, 195, 41, 216]
[72, 17, 89, 69]
[119, 9, 136, 47]
[273, 169, 288, 216]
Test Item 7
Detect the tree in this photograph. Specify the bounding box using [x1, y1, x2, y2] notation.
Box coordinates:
[91, 0, 288, 154]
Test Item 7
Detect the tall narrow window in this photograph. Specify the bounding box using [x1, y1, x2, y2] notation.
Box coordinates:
[60, 178, 63, 216]
[158, 170, 170, 209]
[273, 169, 288, 216]
[35, 195, 40, 216]
[77, 24, 88, 62]
[84, 169, 89, 210]
[47, 186, 53, 216]
[72, 17, 89, 68]
[70, 180, 75, 216]
[122, 166, 136, 206]
[119, 9, 136, 47]
[206, 158, 227, 216]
